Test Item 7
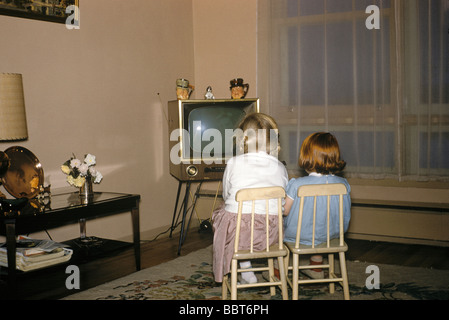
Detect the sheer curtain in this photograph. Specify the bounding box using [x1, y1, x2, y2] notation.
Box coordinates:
[258, 0, 449, 181]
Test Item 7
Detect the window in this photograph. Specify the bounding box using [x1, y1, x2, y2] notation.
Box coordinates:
[261, 0, 449, 181]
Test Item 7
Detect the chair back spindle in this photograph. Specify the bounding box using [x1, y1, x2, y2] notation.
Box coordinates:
[294, 183, 347, 249]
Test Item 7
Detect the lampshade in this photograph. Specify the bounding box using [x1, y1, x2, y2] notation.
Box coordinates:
[0, 73, 28, 141]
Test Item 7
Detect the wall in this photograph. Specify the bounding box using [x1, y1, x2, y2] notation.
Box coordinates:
[0, 0, 195, 241]
[192, 0, 258, 101]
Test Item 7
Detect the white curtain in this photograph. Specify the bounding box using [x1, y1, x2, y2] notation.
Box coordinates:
[259, 0, 449, 181]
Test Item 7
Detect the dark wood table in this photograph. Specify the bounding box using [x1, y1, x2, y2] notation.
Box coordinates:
[0, 190, 141, 296]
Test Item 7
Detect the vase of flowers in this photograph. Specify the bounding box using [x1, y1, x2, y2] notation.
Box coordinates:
[79, 178, 94, 203]
[61, 153, 103, 203]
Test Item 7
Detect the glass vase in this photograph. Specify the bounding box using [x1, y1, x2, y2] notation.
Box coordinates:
[79, 178, 93, 204]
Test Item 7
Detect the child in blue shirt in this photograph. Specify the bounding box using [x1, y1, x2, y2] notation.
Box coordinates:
[283, 132, 351, 279]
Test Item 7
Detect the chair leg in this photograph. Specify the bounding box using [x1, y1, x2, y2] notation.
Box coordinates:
[292, 253, 299, 300]
[328, 253, 335, 294]
[268, 258, 276, 296]
[339, 252, 350, 300]
[222, 274, 228, 300]
[231, 259, 238, 300]
[278, 256, 288, 300]
[284, 247, 290, 274]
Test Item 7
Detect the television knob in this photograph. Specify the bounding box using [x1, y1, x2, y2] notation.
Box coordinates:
[186, 165, 198, 177]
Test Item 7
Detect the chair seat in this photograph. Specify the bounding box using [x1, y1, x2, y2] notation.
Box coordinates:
[285, 238, 348, 255]
[233, 245, 288, 260]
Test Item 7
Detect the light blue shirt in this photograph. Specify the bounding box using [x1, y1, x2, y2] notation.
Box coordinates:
[283, 174, 351, 245]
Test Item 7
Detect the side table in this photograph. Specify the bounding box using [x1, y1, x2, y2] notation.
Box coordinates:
[0, 190, 141, 297]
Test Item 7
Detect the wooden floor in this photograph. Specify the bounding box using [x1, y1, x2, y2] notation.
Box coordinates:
[345, 238, 449, 270]
[2, 226, 449, 300]
[142, 230, 449, 271]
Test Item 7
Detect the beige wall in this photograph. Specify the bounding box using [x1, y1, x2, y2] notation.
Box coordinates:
[0, 0, 258, 242]
[192, 0, 257, 100]
[0, 0, 196, 241]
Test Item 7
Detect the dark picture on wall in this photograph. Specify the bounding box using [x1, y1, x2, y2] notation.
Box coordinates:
[0, 0, 78, 24]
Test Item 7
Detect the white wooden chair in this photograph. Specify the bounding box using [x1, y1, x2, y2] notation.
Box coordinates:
[222, 186, 289, 300]
[284, 183, 350, 300]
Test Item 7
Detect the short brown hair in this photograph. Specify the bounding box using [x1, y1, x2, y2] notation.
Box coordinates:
[236, 112, 280, 155]
[299, 132, 346, 174]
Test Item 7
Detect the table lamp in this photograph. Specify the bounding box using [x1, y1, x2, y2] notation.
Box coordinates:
[0, 73, 29, 198]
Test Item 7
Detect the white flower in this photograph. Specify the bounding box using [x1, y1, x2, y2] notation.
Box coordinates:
[70, 158, 82, 168]
[84, 154, 96, 166]
[89, 166, 97, 176]
[79, 163, 89, 176]
[93, 171, 103, 184]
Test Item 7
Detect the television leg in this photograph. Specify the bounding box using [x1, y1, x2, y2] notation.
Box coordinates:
[170, 180, 183, 238]
[179, 182, 202, 251]
[177, 181, 191, 255]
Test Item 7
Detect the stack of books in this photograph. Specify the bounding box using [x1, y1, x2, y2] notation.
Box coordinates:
[0, 236, 73, 272]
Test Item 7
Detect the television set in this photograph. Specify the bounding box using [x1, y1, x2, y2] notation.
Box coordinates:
[168, 98, 260, 181]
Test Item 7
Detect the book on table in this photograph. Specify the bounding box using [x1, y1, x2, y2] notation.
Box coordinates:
[0, 236, 73, 272]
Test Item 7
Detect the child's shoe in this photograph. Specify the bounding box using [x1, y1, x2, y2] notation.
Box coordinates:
[301, 255, 324, 279]
[240, 272, 258, 284]
[301, 269, 324, 279]
[240, 261, 258, 284]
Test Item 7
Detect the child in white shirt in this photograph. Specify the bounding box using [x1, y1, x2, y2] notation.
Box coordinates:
[212, 113, 288, 284]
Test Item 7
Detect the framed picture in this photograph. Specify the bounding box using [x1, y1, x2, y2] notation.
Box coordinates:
[0, 0, 79, 24]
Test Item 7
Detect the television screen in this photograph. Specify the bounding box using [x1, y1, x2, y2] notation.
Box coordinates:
[187, 105, 246, 160]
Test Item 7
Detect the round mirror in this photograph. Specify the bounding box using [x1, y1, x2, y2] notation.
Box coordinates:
[1, 146, 44, 199]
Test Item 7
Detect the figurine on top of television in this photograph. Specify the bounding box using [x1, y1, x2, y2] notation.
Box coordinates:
[230, 78, 249, 99]
[204, 86, 215, 99]
[176, 78, 194, 100]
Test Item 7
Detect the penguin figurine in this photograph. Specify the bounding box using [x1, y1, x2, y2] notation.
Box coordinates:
[204, 86, 215, 99]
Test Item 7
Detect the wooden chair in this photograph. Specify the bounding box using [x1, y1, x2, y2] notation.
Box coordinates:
[222, 186, 289, 300]
[284, 183, 350, 300]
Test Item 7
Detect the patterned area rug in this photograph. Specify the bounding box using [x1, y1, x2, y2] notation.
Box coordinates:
[63, 245, 449, 300]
